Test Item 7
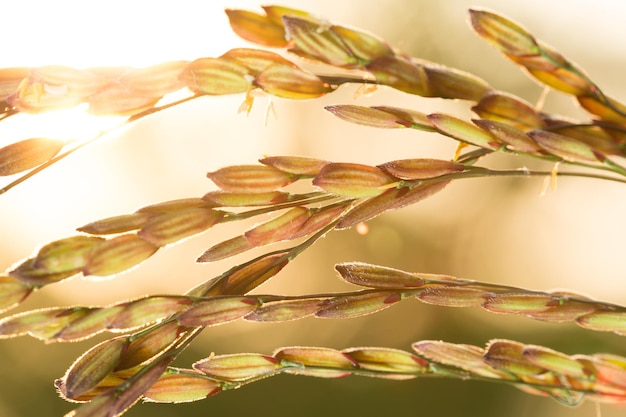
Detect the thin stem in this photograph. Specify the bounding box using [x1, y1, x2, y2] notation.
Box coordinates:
[413, 167, 626, 187]
[0, 94, 203, 195]
[601, 159, 626, 177]
[455, 132, 626, 178]
[221, 192, 339, 222]
[317, 74, 378, 87]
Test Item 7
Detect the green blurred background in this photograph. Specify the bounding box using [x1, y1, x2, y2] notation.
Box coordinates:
[1, 0, 625, 416]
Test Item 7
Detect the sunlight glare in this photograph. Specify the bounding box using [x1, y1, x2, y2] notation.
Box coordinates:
[1, 0, 255, 152]
[0, 106, 125, 147]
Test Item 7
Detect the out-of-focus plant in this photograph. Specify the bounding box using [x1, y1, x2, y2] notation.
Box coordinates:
[1, 5, 626, 417]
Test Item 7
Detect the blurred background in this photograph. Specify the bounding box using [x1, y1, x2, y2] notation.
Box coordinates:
[1, 0, 626, 416]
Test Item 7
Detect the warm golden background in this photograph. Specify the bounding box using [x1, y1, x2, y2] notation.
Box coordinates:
[1, 0, 625, 416]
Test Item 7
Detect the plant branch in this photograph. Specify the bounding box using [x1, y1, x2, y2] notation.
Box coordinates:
[0, 93, 203, 195]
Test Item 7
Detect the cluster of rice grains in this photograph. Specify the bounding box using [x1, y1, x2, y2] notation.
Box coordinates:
[0, 5, 625, 417]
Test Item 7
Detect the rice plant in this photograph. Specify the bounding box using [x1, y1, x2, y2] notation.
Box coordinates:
[1, 3, 625, 417]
